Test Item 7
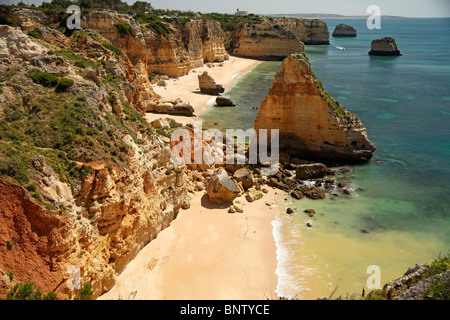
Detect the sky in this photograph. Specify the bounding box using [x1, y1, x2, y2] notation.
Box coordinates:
[2, 0, 450, 18]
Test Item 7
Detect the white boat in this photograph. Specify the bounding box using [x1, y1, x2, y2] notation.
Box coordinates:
[336, 46, 346, 51]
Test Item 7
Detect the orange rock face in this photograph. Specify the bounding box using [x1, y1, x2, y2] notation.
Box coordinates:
[82, 12, 229, 77]
[0, 178, 75, 298]
[254, 54, 375, 163]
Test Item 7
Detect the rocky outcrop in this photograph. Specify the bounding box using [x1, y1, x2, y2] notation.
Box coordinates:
[254, 54, 375, 163]
[272, 18, 330, 45]
[369, 37, 402, 56]
[198, 71, 225, 94]
[82, 11, 229, 77]
[228, 21, 305, 60]
[332, 24, 357, 37]
[0, 25, 46, 60]
[6, 8, 60, 31]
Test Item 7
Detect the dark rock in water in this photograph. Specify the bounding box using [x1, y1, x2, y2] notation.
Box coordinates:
[306, 222, 313, 228]
[305, 187, 325, 200]
[305, 209, 315, 217]
[342, 189, 351, 195]
[332, 24, 357, 37]
[361, 229, 370, 234]
[215, 96, 235, 106]
[291, 190, 304, 200]
[369, 37, 402, 56]
[296, 163, 328, 180]
[286, 208, 294, 214]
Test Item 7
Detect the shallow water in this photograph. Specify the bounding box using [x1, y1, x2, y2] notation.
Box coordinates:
[201, 18, 450, 299]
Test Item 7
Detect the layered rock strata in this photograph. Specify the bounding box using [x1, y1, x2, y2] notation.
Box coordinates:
[82, 11, 229, 77]
[198, 71, 225, 94]
[228, 21, 305, 60]
[332, 24, 357, 37]
[369, 37, 402, 56]
[254, 54, 375, 163]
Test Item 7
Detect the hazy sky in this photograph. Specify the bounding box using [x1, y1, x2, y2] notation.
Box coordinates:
[3, 0, 450, 17]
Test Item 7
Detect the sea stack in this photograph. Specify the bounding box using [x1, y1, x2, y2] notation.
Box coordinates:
[332, 24, 357, 37]
[254, 53, 376, 163]
[369, 37, 402, 56]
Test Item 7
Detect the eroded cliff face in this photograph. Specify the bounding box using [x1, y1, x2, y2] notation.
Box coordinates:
[228, 17, 329, 60]
[254, 54, 375, 163]
[0, 23, 195, 299]
[82, 11, 229, 77]
[228, 21, 305, 60]
[272, 18, 330, 45]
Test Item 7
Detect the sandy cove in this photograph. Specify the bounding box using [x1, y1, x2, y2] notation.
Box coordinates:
[98, 188, 284, 300]
[145, 56, 261, 126]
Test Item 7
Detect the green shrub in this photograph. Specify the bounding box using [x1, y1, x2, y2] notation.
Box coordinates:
[28, 28, 44, 40]
[114, 22, 132, 35]
[55, 78, 74, 92]
[76, 283, 93, 300]
[0, 14, 17, 26]
[6, 281, 56, 300]
[102, 42, 122, 59]
[31, 72, 59, 88]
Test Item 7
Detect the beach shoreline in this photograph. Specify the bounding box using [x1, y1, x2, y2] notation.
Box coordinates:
[98, 56, 283, 300]
[98, 188, 284, 300]
[145, 56, 262, 126]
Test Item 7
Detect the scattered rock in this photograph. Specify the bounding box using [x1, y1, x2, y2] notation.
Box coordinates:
[150, 118, 170, 128]
[290, 190, 304, 200]
[245, 187, 263, 202]
[360, 229, 369, 233]
[304, 209, 315, 217]
[206, 168, 241, 205]
[233, 168, 254, 189]
[286, 208, 294, 214]
[305, 187, 325, 200]
[342, 189, 351, 195]
[215, 96, 235, 106]
[296, 163, 328, 180]
[306, 222, 313, 228]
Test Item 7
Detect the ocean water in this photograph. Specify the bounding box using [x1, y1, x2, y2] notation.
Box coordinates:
[201, 18, 450, 299]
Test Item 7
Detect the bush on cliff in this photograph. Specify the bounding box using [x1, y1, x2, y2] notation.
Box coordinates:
[114, 22, 132, 35]
[6, 281, 56, 300]
[30, 71, 60, 88]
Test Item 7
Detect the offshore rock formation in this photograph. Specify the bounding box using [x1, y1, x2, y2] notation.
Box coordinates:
[369, 37, 402, 56]
[254, 54, 375, 163]
[82, 11, 229, 77]
[332, 24, 357, 37]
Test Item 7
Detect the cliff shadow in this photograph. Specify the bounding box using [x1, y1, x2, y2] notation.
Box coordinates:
[200, 194, 233, 209]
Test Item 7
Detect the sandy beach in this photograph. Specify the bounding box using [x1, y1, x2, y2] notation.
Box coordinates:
[145, 56, 262, 126]
[98, 188, 283, 300]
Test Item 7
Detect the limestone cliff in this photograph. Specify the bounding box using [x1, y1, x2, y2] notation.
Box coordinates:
[228, 21, 305, 60]
[0, 24, 197, 299]
[254, 54, 375, 163]
[228, 17, 329, 60]
[82, 11, 229, 77]
[271, 18, 330, 45]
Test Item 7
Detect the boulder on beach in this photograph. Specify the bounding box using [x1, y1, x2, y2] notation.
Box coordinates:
[369, 37, 402, 56]
[206, 168, 241, 205]
[233, 168, 254, 189]
[198, 71, 225, 94]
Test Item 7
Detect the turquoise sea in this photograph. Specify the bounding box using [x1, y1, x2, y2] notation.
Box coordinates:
[201, 18, 450, 299]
